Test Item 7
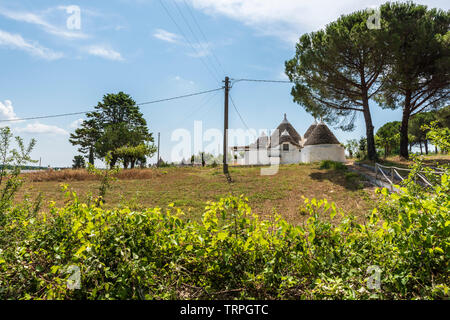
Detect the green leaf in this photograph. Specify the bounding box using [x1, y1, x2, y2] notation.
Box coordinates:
[217, 232, 228, 241]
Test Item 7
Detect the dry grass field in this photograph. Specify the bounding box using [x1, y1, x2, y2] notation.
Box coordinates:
[15, 163, 379, 225]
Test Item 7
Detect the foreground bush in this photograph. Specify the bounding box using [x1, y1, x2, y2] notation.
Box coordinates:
[0, 170, 448, 299]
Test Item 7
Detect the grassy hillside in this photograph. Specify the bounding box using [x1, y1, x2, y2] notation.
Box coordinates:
[17, 164, 377, 225]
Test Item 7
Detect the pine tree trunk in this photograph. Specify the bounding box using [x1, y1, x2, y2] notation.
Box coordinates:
[88, 147, 94, 165]
[419, 141, 423, 155]
[424, 140, 428, 155]
[399, 104, 411, 159]
[362, 96, 377, 161]
[359, 81, 377, 161]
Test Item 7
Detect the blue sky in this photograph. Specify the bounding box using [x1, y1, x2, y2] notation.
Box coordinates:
[0, 0, 448, 167]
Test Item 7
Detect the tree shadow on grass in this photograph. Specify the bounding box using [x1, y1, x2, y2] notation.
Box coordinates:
[309, 170, 366, 191]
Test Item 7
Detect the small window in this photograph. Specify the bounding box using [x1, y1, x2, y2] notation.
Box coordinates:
[283, 144, 289, 151]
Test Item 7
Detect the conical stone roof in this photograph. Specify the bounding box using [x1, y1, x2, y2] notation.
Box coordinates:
[270, 114, 302, 145]
[304, 121, 317, 140]
[249, 132, 269, 149]
[304, 123, 340, 146]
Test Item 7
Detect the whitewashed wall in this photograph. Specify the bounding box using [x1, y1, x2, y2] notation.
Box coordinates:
[300, 144, 346, 163]
[280, 143, 302, 164]
[236, 149, 271, 165]
[236, 142, 302, 165]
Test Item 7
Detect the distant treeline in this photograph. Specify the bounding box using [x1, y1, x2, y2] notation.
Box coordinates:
[0, 165, 67, 171]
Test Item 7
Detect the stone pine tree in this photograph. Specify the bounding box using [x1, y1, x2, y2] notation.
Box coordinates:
[285, 9, 389, 161]
[375, 2, 449, 159]
[70, 92, 155, 168]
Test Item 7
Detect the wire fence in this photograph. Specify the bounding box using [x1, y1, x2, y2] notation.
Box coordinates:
[374, 162, 444, 191]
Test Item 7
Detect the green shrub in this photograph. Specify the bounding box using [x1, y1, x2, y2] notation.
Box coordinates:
[0, 162, 449, 299]
[320, 160, 347, 171]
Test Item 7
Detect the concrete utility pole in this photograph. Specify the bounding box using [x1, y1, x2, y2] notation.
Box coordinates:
[157, 132, 160, 167]
[223, 76, 230, 175]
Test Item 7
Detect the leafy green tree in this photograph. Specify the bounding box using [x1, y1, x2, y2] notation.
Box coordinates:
[356, 137, 368, 160]
[434, 105, 450, 129]
[72, 155, 86, 169]
[408, 133, 416, 152]
[71, 92, 155, 168]
[408, 112, 434, 154]
[69, 119, 100, 165]
[286, 9, 389, 160]
[94, 93, 153, 167]
[114, 143, 156, 169]
[424, 121, 450, 153]
[376, 2, 450, 159]
[344, 139, 359, 158]
[376, 121, 401, 158]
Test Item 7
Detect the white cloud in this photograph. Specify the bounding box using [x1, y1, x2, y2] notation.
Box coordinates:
[174, 75, 195, 85]
[187, 0, 450, 42]
[153, 28, 212, 57]
[187, 42, 211, 58]
[0, 29, 63, 60]
[0, 7, 88, 39]
[153, 28, 180, 43]
[16, 122, 68, 135]
[69, 118, 84, 129]
[0, 100, 18, 121]
[85, 45, 124, 61]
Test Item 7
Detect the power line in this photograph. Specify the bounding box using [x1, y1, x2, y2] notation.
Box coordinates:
[0, 111, 91, 123]
[172, 0, 222, 80]
[227, 78, 291, 128]
[172, 89, 220, 128]
[137, 87, 223, 106]
[229, 94, 250, 130]
[1, 78, 291, 123]
[231, 78, 292, 85]
[157, 0, 220, 84]
[181, 0, 226, 75]
[0, 87, 224, 123]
